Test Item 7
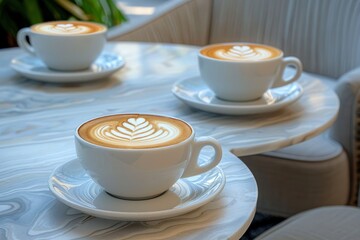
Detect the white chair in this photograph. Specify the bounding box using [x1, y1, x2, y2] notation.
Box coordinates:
[255, 205, 360, 240]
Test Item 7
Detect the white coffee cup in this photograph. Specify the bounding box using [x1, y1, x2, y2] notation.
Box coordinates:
[75, 113, 222, 200]
[198, 42, 303, 101]
[17, 21, 107, 71]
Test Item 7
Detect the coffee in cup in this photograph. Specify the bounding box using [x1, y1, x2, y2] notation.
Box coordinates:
[75, 114, 222, 200]
[31, 21, 105, 35]
[78, 114, 193, 149]
[17, 21, 107, 71]
[200, 43, 282, 61]
[198, 43, 303, 101]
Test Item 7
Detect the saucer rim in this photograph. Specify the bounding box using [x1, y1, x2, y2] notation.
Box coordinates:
[10, 52, 125, 83]
[48, 159, 226, 221]
[172, 76, 303, 115]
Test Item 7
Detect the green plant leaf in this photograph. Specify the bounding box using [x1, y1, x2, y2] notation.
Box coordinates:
[1, 0, 21, 12]
[55, 0, 89, 20]
[106, 0, 127, 25]
[0, 10, 19, 36]
[73, 0, 126, 27]
[24, 0, 43, 24]
[84, 0, 104, 23]
[42, 1, 67, 20]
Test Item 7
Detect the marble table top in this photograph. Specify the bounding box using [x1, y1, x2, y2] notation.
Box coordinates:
[0, 42, 339, 239]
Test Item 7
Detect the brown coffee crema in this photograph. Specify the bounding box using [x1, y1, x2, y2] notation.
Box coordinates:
[201, 43, 282, 61]
[32, 21, 106, 35]
[78, 114, 193, 149]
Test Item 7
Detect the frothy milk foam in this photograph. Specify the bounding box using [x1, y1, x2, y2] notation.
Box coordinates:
[201, 43, 282, 61]
[78, 114, 193, 149]
[32, 21, 106, 35]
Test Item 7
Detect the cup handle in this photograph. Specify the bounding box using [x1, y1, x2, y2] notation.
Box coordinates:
[272, 56, 303, 88]
[17, 28, 35, 55]
[181, 136, 222, 178]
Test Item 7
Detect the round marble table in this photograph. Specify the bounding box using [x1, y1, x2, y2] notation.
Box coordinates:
[0, 42, 338, 239]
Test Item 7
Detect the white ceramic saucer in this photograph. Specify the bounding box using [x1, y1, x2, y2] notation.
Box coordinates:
[11, 53, 125, 83]
[49, 159, 225, 221]
[172, 76, 303, 115]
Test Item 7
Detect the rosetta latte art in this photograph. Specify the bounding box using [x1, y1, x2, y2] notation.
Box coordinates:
[92, 117, 180, 147]
[215, 45, 273, 61]
[78, 114, 192, 149]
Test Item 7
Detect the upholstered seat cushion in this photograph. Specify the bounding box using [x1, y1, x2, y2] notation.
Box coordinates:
[242, 150, 349, 217]
[263, 70, 342, 161]
[241, 71, 350, 217]
[268, 69, 342, 161]
[255, 206, 360, 240]
[265, 133, 343, 161]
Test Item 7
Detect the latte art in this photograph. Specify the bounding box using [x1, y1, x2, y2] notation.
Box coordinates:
[201, 43, 282, 61]
[216, 45, 272, 61]
[32, 21, 106, 35]
[94, 117, 179, 146]
[39, 24, 92, 35]
[78, 114, 192, 149]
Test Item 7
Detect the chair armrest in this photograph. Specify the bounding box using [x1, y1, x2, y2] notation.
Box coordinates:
[108, 0, 212, 46]
[330, 67, 360, 205]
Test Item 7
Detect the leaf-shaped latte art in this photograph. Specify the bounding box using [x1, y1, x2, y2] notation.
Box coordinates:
[92, 117, 181, 147]
[215, 45, 273, 61]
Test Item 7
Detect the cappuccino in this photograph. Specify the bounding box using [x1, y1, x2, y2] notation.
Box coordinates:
[32, 21, 106, 35]
[198, 42, 302, 101]
[200, 43, 281, 61]
[75, 113, 222, 199]
[17, 20, 107, 71]
[78, 114, 193, 149]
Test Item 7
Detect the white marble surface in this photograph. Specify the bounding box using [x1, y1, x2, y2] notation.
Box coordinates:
[0, 42, 339, 239]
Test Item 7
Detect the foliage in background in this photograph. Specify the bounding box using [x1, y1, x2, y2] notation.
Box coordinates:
[0, 0, 127, 48]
